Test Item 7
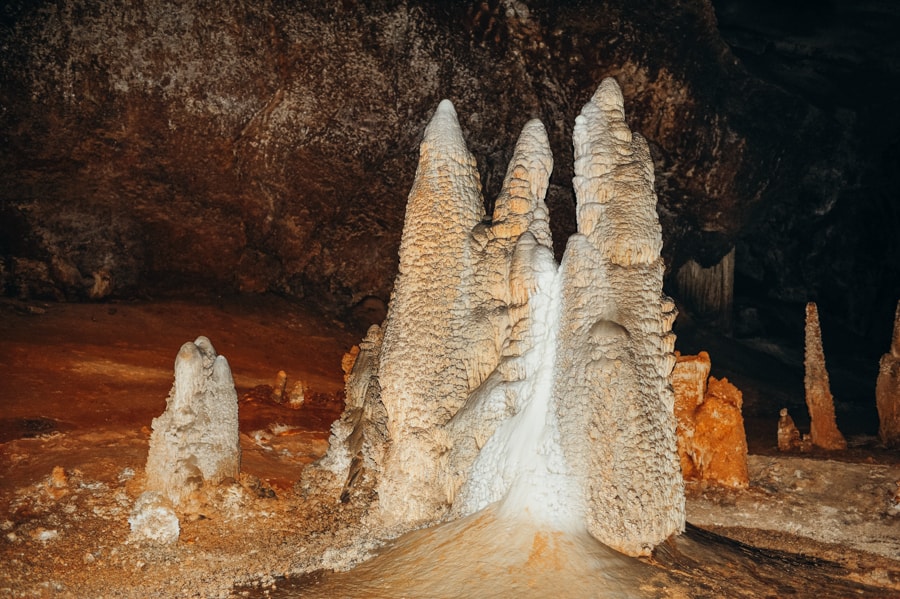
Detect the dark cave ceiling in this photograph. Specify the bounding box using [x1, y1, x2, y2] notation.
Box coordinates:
[0, 0, 897, 352]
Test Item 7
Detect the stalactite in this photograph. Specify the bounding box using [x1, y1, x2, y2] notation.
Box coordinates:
[675, 247, 734, 331]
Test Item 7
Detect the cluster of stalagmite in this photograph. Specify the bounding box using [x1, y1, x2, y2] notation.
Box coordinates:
[877, 301, 900, 447]
[143, 337, 241, 506]
[672, 352, 749, 488]
[319, 78, 683, 556]
[804, 303, 847, 450]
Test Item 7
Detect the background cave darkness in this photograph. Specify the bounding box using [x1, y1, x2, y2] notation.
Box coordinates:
[1, 0, 898, 433]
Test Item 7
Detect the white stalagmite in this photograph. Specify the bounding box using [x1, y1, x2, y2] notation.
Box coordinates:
[317, 78, 683, 556]
[555, 78, 683, 555]
[144, 336, 241, 507]
[375, 100, 487, 527]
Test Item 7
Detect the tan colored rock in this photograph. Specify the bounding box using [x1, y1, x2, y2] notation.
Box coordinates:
[273, 370, 288, 403]
[876, 300, 900, 448]
[144, 336, 241, 507]
[777, 408, 802, 452]
[672, 352, 749, 488]
[804, 302, 847, 450]
[555, 78, 683, 555]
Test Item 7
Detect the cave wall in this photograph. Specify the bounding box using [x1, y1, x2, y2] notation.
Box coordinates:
[1, 0, 895, 341]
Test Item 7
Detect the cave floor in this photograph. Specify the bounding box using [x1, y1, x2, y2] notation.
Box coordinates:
[0, 296, 899, 598]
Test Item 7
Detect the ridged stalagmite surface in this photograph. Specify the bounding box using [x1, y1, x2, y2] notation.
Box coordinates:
[554, 78, 683, 556]
[144, 337, 240, 507]
[375, 99, 486, 526]
[876, 300, 900, 447]
[319, 79, 682, 555]
[804, 302, 847, 450]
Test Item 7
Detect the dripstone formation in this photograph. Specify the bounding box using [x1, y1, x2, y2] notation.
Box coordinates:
[144, 336, 241, 507]
[804, 303, 847, 451]
[876, 301, 900, 447]
[319, 78, 683, 556]
[673, 352, 749, 488]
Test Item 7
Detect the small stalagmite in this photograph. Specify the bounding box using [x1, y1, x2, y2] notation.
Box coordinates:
[804, 302, 847, 450]
[672, 352, 749, 488]
[876, 300, 900, 447]
[777, 408, 802, 452]
[144, 336, 241, 507]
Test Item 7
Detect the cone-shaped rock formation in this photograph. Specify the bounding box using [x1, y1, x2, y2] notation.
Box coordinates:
[876, 300, 900, 447]
[318, 78, 681, 556]
[804, 302, 847, 450]
[144, 336, 241, 507]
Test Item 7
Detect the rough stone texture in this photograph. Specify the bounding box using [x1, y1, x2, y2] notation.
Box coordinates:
[777, 408, 803, 452]
[553, 78, 682, 556]
[876, 300, 900, 447]
[144, 336, 241, 507]
[803, 302, 847, 451]
[3, 0, 896, 351]
[320, 79, 681, 555]
[128, 491, 180, 545]
[672, 351, 749, 488]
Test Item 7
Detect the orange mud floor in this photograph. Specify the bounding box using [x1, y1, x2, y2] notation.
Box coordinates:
[2, 297, 900, 598]
[0, 295, 356, 477]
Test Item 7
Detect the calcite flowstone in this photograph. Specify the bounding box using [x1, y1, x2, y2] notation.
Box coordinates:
[319, 78, 682, 556]
[672, 352, 749, 488]
[876, 300, 900, 447]
[804, 303, 847, 450]
[144, 336, 241, 507]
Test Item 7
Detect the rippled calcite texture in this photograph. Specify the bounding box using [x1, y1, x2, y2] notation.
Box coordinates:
[877, 301, 900, 448]
[319, 78, 682, 556]
[804, 303, 847, 450]
[673, 352, 749, 488]
[144, 336, 241, 507]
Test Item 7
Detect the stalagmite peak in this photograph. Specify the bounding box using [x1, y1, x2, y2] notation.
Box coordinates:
[318, 77, 683, 557]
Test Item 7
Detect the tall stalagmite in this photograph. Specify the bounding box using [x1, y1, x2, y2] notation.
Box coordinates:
[555, 79, 683, 556]
[804, 302, 847, 450]
[876, 300, 900, 447]
[318, 78, 682, 556]
[374, 100, 486, 527]
[144, 337, 241, 506]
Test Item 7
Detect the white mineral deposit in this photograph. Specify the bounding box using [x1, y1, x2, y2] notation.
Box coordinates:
[143, 336, 241, 507]
[317, 78, 683, 563]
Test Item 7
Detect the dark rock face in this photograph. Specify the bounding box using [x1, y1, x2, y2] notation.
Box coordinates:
[1, 0, 896, 342]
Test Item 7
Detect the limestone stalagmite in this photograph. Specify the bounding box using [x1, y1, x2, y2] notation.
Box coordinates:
[876, 300, 900, 447]
[672, 352, 749, 488]
[777, 408, 802, 452]
[803, 302, 847, 450]
[318, 78, 682, 556]
[144, 336, 241, 507]
[555, 78, 683, 555]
